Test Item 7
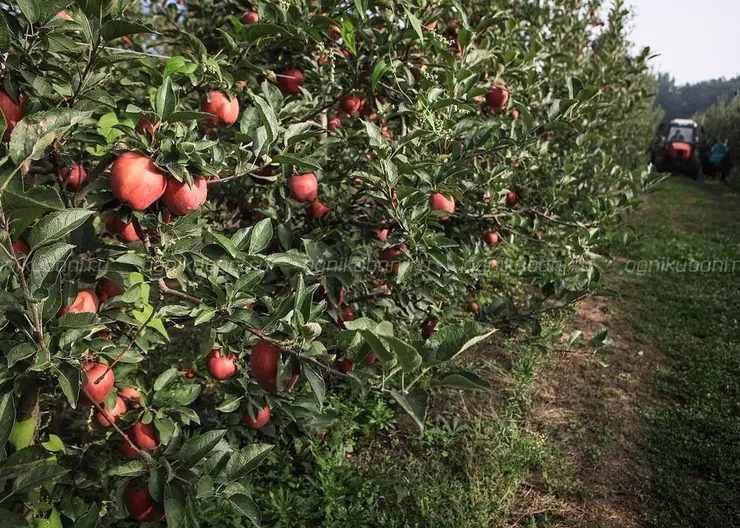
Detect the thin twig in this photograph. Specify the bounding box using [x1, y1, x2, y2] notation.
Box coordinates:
[158, 280, 203, 304]
[82, 387, 144, 458]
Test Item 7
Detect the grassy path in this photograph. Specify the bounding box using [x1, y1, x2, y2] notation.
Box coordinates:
[523, 177, 740, 527]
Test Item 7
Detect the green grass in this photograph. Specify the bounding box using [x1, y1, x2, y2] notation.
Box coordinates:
[616, 177, 740, 527]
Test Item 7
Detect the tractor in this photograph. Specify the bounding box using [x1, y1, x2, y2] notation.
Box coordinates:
[652, 119, 702, 179]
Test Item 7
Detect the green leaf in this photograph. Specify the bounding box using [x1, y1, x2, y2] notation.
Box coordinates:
[27, 209, 93, 249]
[155, 77, 177, 121]
[164, 56, 197, 78]
[56, 363, 80, 409]
[12, 463, 68, 494]
[266, 253, 313, 273]
[9, 109, 90, 165]
[16, 0, 73, 23]
[390, 389, 428, 432]
[432, 323, 495, 362]
[28, 243, 74, 293]
[100, 20, 151, 41]
[0, 392, 15, 450]
[222, 444, 273, 481]
[370, 60, 388, 92]
[340, 17, 356, 55]
[7, 343, 36, 367]
[283, 122, 314, 147]
[3, 186, 64, 215]
[179, 429, 226, 467]
[253, 95, 278, 142]
[228, 494, 261, 527]
[383, 336, 422, 372]
[434, 372, 492, 391]
[248, 218, 272, 254]
[403, 6, 424, 44]
[9, 417, 35, 450]
[41, 434, 65, 453]
[359, 330, 396, 368]
[73, 503, 100, 528]
[0, 14, 11, 54]
[364, 121, 387, 147]
[108, 460, 146, 477]
[272, 154, 322, 171]
[164, 481, 187, 528]
[216, 395, 241, 413]
[304, 366, 325, 410]
[153, 367, 178, 391]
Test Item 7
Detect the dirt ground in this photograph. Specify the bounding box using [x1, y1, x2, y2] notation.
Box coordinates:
[512, 292, 663, 527]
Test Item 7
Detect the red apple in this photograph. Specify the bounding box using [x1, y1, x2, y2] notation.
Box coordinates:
[119, 437, 139, 459]
[288, 172, 318, 202]
[339, 94, 363, 115]
[484, 232, 499, 245]
[241, 11, 259, 24]
[95, 396, 126, 427]
[98, 279, 125, 302]
[124, 481, 160, 521]
[307, 200, 331, 219]
[471, 302, 480, 313]
[109, 152, 167, 210]
[11, 238, 30, 256]
[337, 359, 353, 373]
[376, 228, 389, 242]
[131, 421, 159, 451]
[0, 91, 25, 141]
[58, 164, 87, 190]
[327, 116, 341, 132]
[250, 341, 279, 393]
[243, 405, 271, 429]
[278, 69, 304, 95]
[379, 245, 403, 262]
[162, 176, 207, 216]
[363, 351, 377, 364]
[60, 289, 99, 316]
[430, 192, 455, 220]
[82, 362, 114, 404]
[421, 317, 438, 340]
[105, 215, 140, 243]
[510, 108, 519, 120]
[202, 91, 239, 127]
[339, 305, 355, 327]
[486, 84, 509, 110]
[506, 191, 517, 207]
[316, 285, 344, 309]
[206, 349, 237, 380]
[120, 387, 141, 406]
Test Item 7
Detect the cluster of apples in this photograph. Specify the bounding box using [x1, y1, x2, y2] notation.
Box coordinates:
[287, 171, 330, 219]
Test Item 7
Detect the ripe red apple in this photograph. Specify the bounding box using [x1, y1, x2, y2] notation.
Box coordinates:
[135, 119, 160, 137]
[120, 387, 140, 405]
[379, 284, 389, 294]
[510, 108, 520, 120]
[121, 36, 133, 46]
[250, 340, 279, 393]
[363, 351, 377, 364]
[339, 94, 363, 115]
[490, 259, 499, 268]
[105, 215, 140, 243]
[328, 24, 342, 41]
[201, 91, 239, 127]
[339, 305, 356, 327]
[376, 228, 389, 242]
[60, 289, 99, 316]
[119, 437, 139, 459]
[327, 116, 341, 132]
[484, 232, 499, 245]
[288, 172, 318, 202]
[57, 10, 71, 20]
[0, 91, 25, 141]
[58, 164, 87, 190]
[337, 359, 354, 373]
[162, 176, 207, 216]
[278, 69, 304, 95]
[243, 405, 271, 429]
[486, 84, 509, 110]
[430, 192, 455, 220]
[471, 302, 480, 313]
[206, 349, 237, 380]
[421, 317, 438, 340]
[95, 396, 126, 427]
[11, 238, 30, 256]
[98, 279, 125, 302]
[131, 421, 159, 451]
[379, 245, 403, 262]
[124, 481, 157, 521]
[82, 362, 114, 404]
[241, 11, 259, 24]
[506, 191, 517, 207]
[109, 152, 167, 210]
[307, 201, 331, 219]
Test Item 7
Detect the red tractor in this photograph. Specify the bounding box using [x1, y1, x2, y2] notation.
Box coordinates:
[652, 119, 702, 179]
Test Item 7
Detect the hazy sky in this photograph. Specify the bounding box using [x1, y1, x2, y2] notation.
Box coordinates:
[628, 0, 740, 85]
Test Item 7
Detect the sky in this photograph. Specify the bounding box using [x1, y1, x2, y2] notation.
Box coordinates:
[627, 0, 740, 85]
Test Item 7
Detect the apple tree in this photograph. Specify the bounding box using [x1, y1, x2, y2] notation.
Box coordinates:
[0, 0, 657, 525]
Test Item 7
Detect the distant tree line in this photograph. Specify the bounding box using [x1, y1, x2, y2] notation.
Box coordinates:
[655, 72, 740, 123]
